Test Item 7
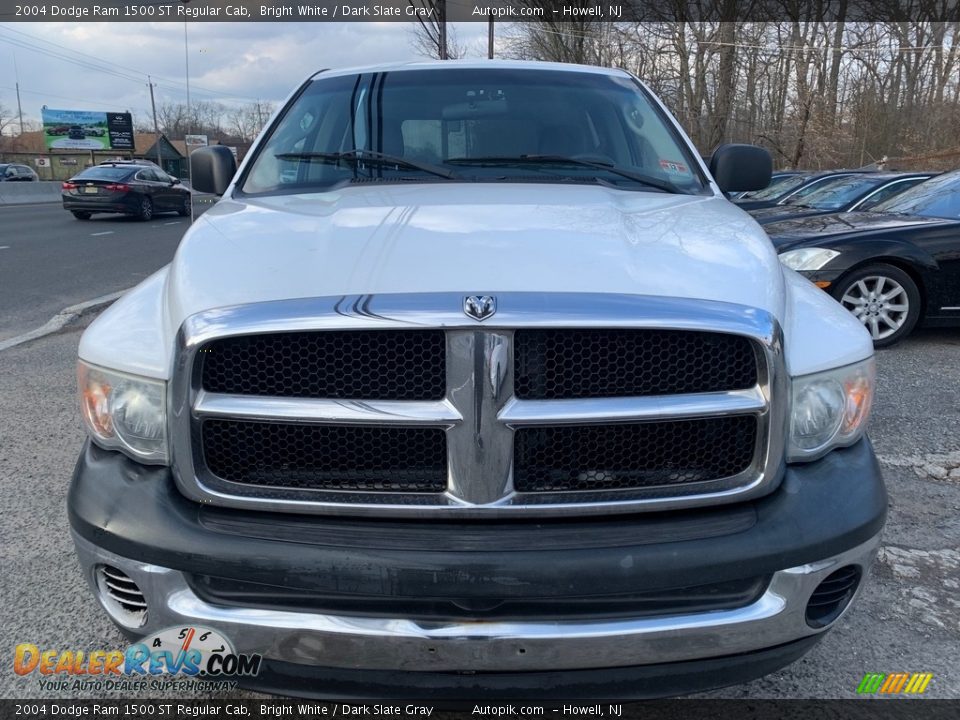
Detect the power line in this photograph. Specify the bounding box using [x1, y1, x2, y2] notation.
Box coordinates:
[0, 83, 150, 114]
[0, 24, 266, 103]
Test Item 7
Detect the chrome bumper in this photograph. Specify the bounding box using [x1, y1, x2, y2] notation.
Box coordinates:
[72, 531, 879, 672]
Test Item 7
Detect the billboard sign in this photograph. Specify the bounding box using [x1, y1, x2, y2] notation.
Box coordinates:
[41, 108, 134, 150]
[185, 134, 209, 149]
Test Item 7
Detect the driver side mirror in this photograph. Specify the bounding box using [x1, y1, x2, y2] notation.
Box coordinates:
[709, 144, 772, 194]
[170, 176, 181, 185]
[190, 146, 237, 195]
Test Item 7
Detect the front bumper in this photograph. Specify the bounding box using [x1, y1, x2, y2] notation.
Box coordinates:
[69, 439, 886, 697]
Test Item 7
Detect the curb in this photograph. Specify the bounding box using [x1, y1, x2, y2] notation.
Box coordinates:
[0, 288, 130, 352]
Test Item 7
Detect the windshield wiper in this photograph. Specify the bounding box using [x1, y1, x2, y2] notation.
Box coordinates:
[445, 155, 681, 194]
[274, 150, 457, 180]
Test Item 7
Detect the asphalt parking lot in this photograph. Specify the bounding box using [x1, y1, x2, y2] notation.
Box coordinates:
[0, 206, 957, 700]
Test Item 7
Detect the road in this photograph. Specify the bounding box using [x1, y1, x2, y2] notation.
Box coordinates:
[0, 202, 210, 342]
[0, 217, 957, 699]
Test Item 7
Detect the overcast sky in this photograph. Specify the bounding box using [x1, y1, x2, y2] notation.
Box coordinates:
[0, 22, 492, 127]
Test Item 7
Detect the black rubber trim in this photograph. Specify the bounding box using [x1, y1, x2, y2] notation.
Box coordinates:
[69, 438, 885, 601]
[233, 636, 823, 700]
[198, 499, 757, 551]
[185, 573, 770, 623]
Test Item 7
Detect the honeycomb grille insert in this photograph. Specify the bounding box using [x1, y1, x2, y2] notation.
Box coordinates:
[202, 420, 447, 492]
[514, 329, 758, 399]
[513, 416, 758, 492]
[200, 330, 446, 400]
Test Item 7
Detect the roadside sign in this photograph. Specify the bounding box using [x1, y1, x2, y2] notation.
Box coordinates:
[40, 108, 133, 151]
[185, 135, 209, 148]
[35, 158, 51, 168]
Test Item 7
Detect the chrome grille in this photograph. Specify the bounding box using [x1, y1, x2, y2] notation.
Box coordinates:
[171, 293, 786, 517]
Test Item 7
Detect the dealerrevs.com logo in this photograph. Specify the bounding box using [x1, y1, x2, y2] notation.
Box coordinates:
[14, 626, 262, 692]
[856, 672, 934, 695]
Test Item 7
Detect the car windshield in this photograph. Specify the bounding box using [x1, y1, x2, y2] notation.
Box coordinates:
[739, 174, 806, 201]
[241, 68, 707, 195]
[786, 176, 885, 210]
[74, 167, 133, 181]
[871, 171, 960, 220]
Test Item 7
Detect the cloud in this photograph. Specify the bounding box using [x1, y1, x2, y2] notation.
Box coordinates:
[0, 21, 490, 125]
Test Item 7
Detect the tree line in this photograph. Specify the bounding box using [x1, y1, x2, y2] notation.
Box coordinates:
[499, 12, 960, 169]
[136, 99, 277, 145]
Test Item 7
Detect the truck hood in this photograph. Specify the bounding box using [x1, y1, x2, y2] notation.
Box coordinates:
[164, 183, 784, 332]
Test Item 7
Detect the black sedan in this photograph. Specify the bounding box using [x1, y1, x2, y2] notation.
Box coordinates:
[0, 163, 39, 181]
[769, 170, 960, 346]
[727, 170, 806, 200]
[735, 170, 868, 210]
[747, 172, 934, 225]
[62, 164, 191, 221]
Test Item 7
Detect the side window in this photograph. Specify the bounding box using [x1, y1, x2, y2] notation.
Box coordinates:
[135, 170, 153, 182]
[858, 179, 925, 210]
[786, 177, 843, 202]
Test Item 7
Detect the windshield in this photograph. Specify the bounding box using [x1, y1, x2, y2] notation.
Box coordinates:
[74, 167, 134, 181]
[786, 175, 884, 210]
[871, 171, 960, 220]
[739, 174, 806, 201]
[241, 68, 706, 195]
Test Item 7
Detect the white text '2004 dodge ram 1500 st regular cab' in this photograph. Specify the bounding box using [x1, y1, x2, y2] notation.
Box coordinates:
[69, 60, 885, 699]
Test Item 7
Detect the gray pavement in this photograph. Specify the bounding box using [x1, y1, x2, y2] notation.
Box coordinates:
[0, 202, 209, 342]
[0, 313, 957, 699]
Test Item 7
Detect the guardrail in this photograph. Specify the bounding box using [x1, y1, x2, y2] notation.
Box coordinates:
[0, 182, 219, 208]
[0, 181, 63, 206]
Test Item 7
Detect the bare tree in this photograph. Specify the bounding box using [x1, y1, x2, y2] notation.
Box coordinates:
[408, 0, 464, 59]
[493, 16, 960, 170]
[0, 99, 15, 137]
[229, 101, 277, 142]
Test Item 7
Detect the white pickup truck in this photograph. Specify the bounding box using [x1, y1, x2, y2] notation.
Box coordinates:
[69, 60, 885, 698]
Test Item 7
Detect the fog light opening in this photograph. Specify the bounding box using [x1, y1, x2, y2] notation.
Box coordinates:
[805, 565, 861, 629]
[95, 564, 148, 629]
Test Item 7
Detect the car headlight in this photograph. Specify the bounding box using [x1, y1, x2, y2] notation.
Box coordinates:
[778, 247, 840, 271]
[78, 361, 168, 464]
[788, 358, 875, 462]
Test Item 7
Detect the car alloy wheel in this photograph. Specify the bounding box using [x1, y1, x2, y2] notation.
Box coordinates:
[138, 196, 153, 221]
[835, 267, 919, 346]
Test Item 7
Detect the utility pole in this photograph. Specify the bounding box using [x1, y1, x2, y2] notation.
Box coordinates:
[13, 53, 24, 135]
[15, 82, 24, 135]
[184, 22, 192, 132]
[488, 13, 494, 59]
[148, 76, 163, 170]
[438, 0, 447, 60]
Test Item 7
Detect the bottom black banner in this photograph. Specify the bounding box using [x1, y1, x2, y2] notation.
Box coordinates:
[1, 700, 958, 720]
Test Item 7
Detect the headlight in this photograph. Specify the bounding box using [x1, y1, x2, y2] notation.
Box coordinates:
[78, 361, 168, 464]
[788, 358, 875, 462]
[778, 247, 840, 271]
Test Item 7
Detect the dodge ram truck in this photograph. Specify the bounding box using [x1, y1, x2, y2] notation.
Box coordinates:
[69, 60, 886, 698]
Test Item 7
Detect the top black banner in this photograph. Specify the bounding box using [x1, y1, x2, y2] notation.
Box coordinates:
[3, 1, 959, 23]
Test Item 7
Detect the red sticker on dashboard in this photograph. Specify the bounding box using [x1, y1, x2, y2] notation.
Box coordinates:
[659, 160, 690, 175]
